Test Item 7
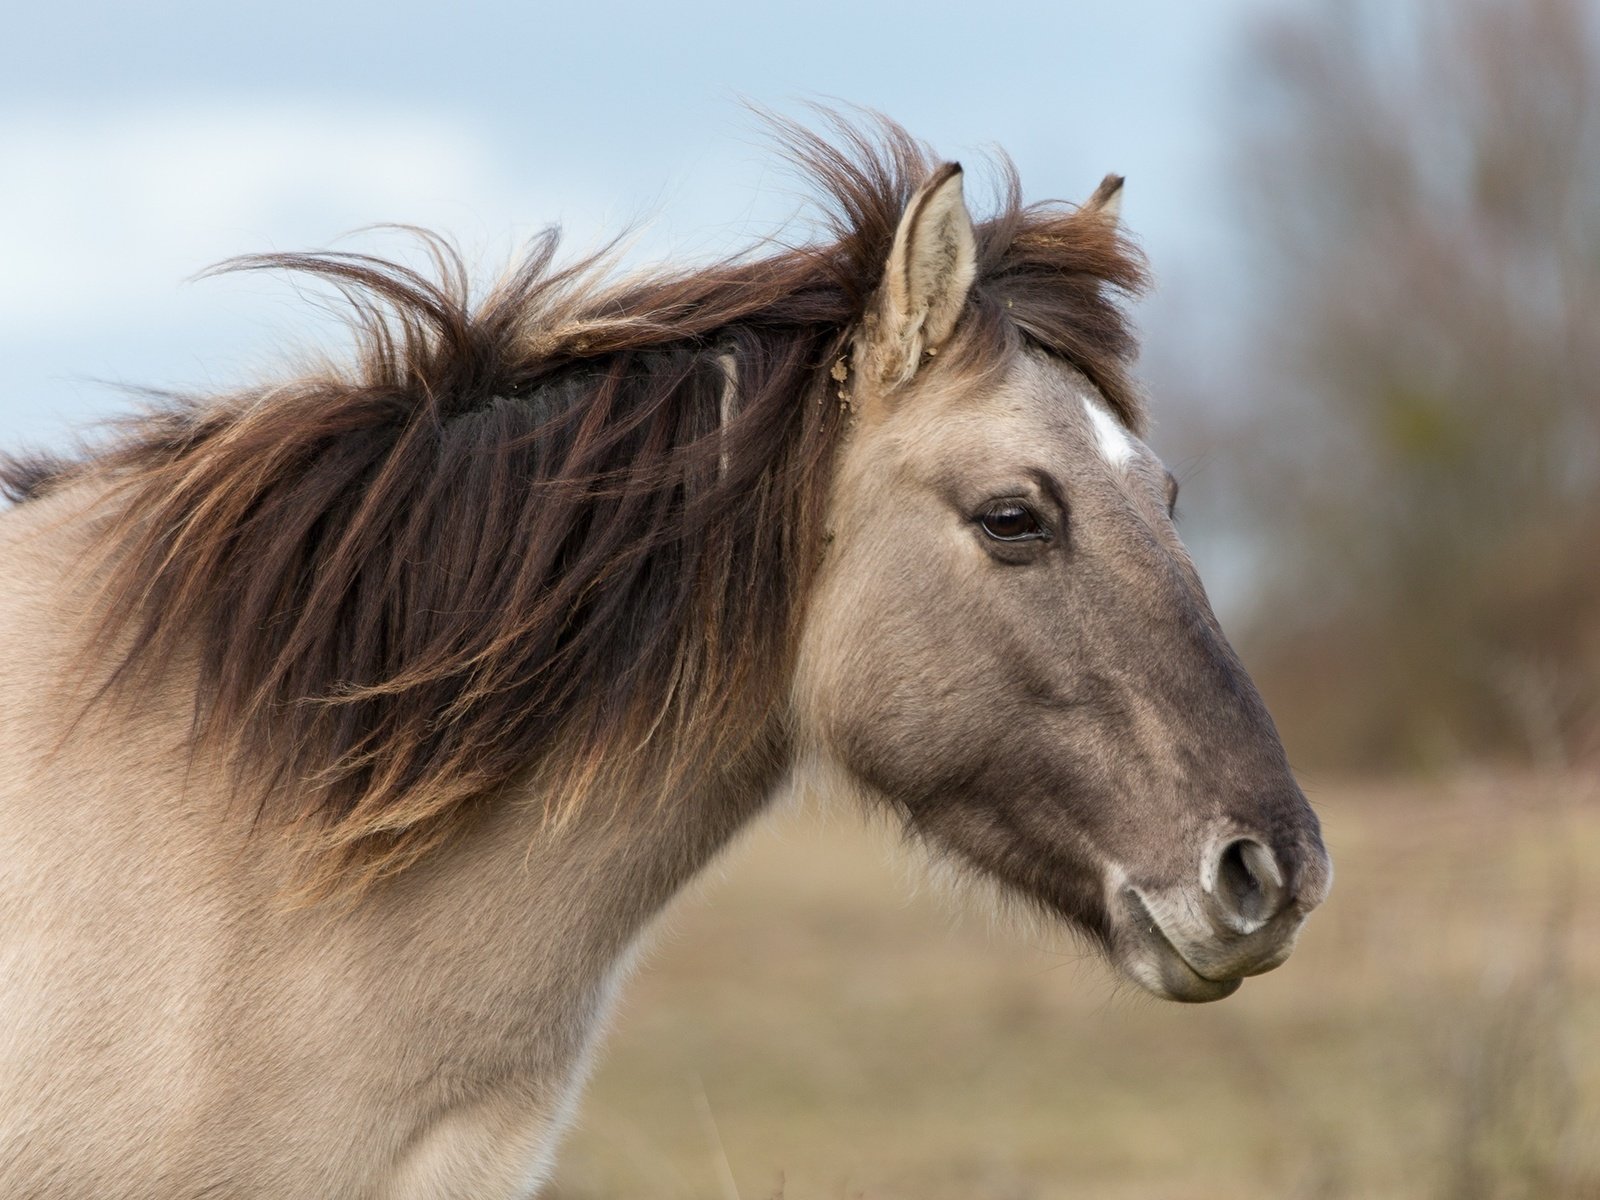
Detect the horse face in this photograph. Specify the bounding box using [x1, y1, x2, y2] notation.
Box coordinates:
[794, 167, 1330, 1002]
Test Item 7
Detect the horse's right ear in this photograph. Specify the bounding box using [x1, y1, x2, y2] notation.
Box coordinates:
[859, 162, 977, 391]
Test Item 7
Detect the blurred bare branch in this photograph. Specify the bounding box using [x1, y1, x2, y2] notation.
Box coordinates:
[1227, 0, 1600, 768]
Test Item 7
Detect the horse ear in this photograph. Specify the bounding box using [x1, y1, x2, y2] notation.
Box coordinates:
[1083, 173, 1124, 224]
[863, 161, 977, 389]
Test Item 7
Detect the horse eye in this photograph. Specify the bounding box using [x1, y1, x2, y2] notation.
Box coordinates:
[1165, 472, 1181, 516]
[978, 502, 1046, 542]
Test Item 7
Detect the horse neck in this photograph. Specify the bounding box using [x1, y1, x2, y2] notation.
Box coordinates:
[499, 764, 782, 965]
[354, 737, 789, 1067]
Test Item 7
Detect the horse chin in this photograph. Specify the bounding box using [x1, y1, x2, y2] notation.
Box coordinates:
[1111, 891, 1246, 1004]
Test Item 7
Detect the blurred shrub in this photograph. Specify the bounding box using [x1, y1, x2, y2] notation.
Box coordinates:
[1227, 0, 1600, 769]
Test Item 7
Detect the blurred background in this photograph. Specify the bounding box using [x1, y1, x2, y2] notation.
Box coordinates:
[4, 0, 1596, 1195]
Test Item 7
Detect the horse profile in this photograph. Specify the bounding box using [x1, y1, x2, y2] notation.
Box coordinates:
[0, 116, 1329, 1198]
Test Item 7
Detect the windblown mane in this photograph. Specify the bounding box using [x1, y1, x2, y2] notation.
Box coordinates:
[1, 114, 1148, 894]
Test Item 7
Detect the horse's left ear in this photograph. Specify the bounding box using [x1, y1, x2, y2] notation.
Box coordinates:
[863, 161, 977, 389]
[1083, 173, 1125, 224]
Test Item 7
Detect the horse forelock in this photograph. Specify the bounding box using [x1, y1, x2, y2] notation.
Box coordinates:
[0, 112, 1148, 896]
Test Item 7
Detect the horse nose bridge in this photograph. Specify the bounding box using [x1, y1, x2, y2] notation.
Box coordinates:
[1132, 585, 1280, 753]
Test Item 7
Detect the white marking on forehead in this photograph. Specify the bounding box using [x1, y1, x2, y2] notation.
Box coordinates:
[1083, 395, 1136, 469]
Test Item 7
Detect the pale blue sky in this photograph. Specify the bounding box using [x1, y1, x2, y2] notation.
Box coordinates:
[0, 0, 1300, 431]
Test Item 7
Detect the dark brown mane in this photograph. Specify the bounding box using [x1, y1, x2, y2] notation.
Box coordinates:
[1, 114, 1148, 894]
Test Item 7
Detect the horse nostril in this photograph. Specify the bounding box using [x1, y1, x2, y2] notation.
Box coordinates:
[1210, 837, 1287, 933]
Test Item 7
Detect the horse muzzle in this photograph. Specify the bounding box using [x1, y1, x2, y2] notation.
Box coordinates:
[1108, 826, 1333, 1003]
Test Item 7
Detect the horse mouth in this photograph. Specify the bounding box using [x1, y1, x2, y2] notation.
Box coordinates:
[1113, 890, 1246, 1003]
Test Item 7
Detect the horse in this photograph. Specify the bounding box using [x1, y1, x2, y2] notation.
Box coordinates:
[0, 116, 1330, 1198]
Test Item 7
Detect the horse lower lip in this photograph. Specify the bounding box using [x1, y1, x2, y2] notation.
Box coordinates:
[1121, 890, 1243, 994]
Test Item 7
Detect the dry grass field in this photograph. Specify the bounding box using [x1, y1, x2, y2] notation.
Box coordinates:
[550, 772, 1600, 1200]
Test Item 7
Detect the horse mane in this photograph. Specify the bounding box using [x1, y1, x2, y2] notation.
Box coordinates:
[0, 113, 1148, 895]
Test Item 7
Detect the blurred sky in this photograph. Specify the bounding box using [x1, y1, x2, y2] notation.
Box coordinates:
[1, 0, 1301, 615]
